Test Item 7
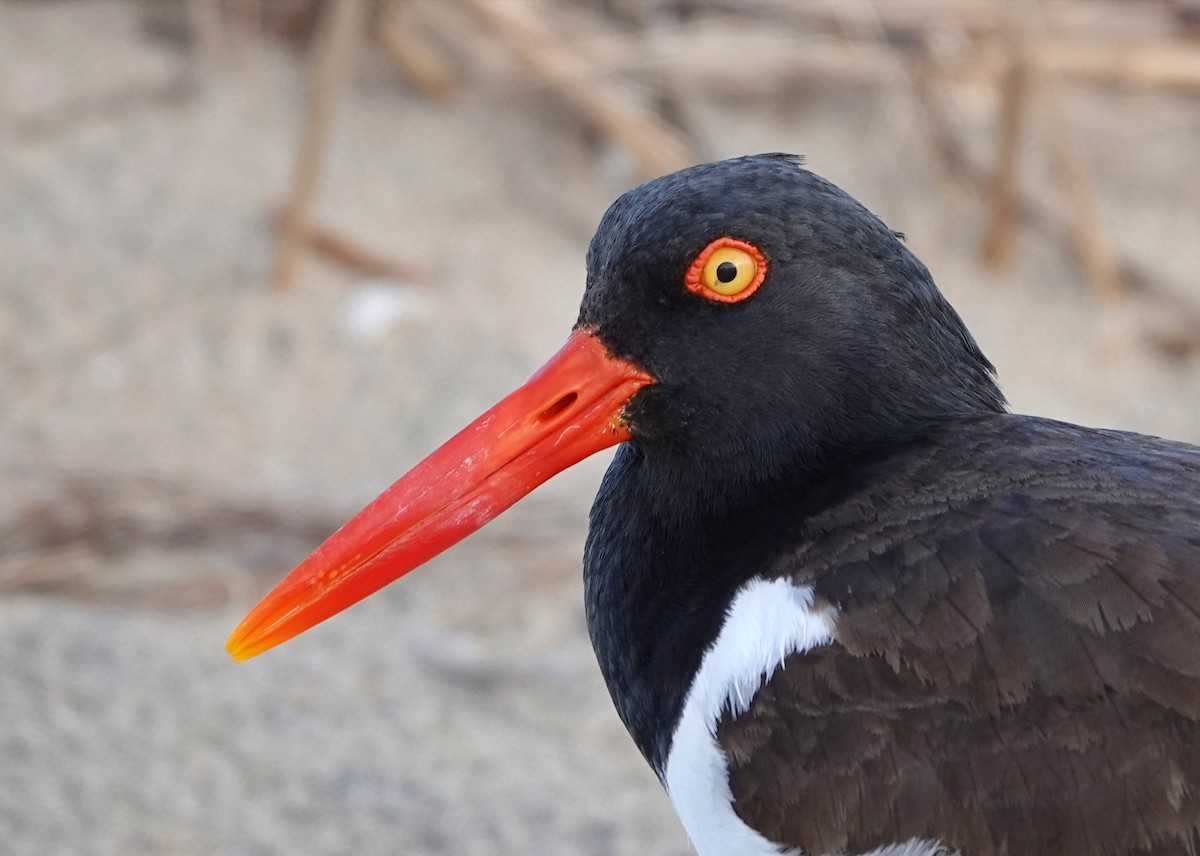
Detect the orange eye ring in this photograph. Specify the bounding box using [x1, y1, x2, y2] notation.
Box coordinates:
[683, 237, 767, 304]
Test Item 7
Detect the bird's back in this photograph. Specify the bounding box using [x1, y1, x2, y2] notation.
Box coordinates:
[720, 414, 1200, 856]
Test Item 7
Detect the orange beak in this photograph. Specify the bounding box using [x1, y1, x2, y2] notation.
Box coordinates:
[225, 330, 653, 661]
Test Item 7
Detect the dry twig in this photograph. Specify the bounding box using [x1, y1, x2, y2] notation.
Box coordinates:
[376, 0, 462, 101]
[0, 470, 344, 606]
[980, 43, 1032, 270]
[459, 0, 696, 179]
[268, 206, 428, 282]
[1037, 73, 1127, 301]
[272, 0, 369, 290]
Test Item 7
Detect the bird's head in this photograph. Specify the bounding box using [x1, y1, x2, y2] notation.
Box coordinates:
[226, 154, 1003, 661]
[581, 154, 1002, 481]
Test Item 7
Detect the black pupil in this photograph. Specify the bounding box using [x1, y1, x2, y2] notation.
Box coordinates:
[715, 261, 739, 283]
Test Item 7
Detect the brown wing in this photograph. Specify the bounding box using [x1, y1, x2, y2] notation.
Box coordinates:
[719, 417, 1200, 856]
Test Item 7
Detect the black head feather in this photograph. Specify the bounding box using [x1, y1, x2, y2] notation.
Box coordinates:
[578, 154, 1005, 511]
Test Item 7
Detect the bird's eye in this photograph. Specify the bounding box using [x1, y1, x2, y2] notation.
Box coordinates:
[683, 237, 767, 304]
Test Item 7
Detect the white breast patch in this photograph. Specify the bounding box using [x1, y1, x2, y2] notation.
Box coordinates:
[659, 577, 956, 856]
[861, 840, 956, 856]
[661, 577, 836, 856]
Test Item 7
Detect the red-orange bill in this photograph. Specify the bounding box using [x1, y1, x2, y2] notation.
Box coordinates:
[225, 329, 653, 661]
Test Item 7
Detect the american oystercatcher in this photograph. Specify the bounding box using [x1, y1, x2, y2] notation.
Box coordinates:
[228, 154, 1200, 856]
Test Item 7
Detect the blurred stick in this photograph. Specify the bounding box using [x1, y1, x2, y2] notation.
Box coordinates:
[574, 17, 1200, 94]
[228, 0, 265, 67]
[776, 0, 1008, 37]
[980, 44, 1031, 270]
[185, 0, 224, 64]
[460, 0, 695, 179]
[1147, 313, 1200, 358]
[604, 0, 696, 158]
[0, 469, 348, 607]
[981, 20, 1126, 299]
[377, 0, 462, 101]
[771, 0, 1186, 51]
[1037, 73, 1127, 300]
[910, 49, 976, 199]
[583, 21, 900, 90]
[268, 205, 427, 282]
[0, 546, 101, 593]
[1037, 41, 1200, 92]
[272, 0, 368, 291]
[232, 0, 264, 40]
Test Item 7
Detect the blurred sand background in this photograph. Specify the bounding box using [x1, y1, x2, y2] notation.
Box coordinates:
[1, 1, 1199, 854]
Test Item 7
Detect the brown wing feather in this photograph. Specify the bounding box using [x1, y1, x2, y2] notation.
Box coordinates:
[718, 416, 1200, 856]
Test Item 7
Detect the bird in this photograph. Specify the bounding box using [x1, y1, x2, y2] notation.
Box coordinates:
[227, 153, 1200, 856]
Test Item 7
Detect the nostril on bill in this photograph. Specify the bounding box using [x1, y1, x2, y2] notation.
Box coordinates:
[540, 392, 579, 422]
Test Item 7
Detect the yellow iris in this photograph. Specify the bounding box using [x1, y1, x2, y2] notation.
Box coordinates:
[684, 237, 768, 304]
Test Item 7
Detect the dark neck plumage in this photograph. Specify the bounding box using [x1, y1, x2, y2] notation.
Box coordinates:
[583, 440, 830, 775]
[581, 402, 1006, 775]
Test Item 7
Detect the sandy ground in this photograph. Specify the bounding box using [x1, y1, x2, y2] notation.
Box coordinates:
[1, 2, 1199, 855]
